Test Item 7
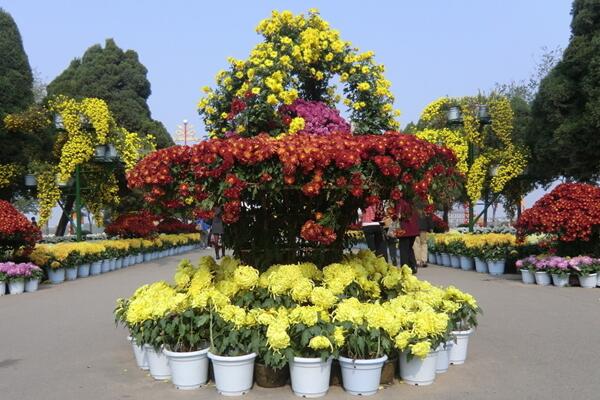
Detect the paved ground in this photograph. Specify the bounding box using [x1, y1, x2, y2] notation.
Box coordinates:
[1, 250, 599, 400]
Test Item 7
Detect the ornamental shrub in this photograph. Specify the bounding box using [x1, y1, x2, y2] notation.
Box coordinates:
[515, 183, 600, 256]
[0, 199, 41, 260]
[157, 217, 199, 234]
[104, 211, 158, 239]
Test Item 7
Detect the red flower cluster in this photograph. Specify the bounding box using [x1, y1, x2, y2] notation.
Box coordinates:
[431, 214, 449, 233]
[127, 132, 460, 246]
[516, 183, 600, 242]
[0, 200, 41, 258]
[157, 217, 199, 234]
[300, 220, 336, 245]
[105, 211, 159, 239]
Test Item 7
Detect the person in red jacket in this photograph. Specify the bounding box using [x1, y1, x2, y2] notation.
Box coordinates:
[397, 200, 420, 273]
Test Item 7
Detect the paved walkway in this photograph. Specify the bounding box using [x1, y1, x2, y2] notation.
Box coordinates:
[1, 250, 599, 400]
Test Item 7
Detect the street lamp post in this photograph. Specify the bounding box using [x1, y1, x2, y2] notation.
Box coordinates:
[174, 119, 198, 146]
[447, 105, 492, 232]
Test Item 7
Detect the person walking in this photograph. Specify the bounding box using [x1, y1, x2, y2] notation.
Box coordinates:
[397, 200, 420, 273]
[360, 205, 388, 261]
[210, 207, 225, 260]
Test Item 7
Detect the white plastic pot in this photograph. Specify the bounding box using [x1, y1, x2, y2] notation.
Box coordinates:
[144, 253, 151, 262]
[460, 256, 474, 271]
[435, 342, 453, 373]
[552, 273, 569, 287]
[164, 347, 209, 390]
[136, 254, 143, 264]
[77, 263, 91, 277]
[449, 255, 460, 268]
[449, 329, 473, 365]
[115, 258, 123, 269]
[8, 280, 25, 294]
[535, 271, 551, 286]
[90, 261, 102, 275]
[487, 260, 506, 276]
[578, 273, 597, 289]
[399, 350, 438, 386]
[339, 355, 387, 396]
[144, 345, 171, 380]
[289, 356, 332, 398]
[520, 269, 535, 284]
[440, 253, 451, 267]
[474, 258, 488, 273]
[65, 267, 78, 281]
[0, 281, 5, 295]
[48, 268, 65, 284]
[25, 278, 39, 292]
[597, 273, 600, 287]
[208, 352, 256, 396]
[100, 259, 110, 273]
[128, 337, 148, 370]
[427, 252, 435, 264]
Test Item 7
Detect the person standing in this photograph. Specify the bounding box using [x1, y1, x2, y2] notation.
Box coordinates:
[360, 205, 388, 261]
[413, 215, 432, 268]
[210, 207, 225, 260]
[397, 200, 420, 273]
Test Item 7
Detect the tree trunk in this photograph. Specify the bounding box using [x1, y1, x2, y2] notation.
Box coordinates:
[442, 206, 449, 224]
[55, 195, 75, 236]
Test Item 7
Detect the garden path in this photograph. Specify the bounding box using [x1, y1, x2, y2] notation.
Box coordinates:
[1, 250, 599, 400]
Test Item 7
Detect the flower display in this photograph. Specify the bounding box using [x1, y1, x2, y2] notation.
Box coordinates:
[128, 132, 461, 268]
[115, 250, 481, 368]
[516, 254, 600, 277]
[417, 95, 528, 202]
[0, 200, 42, 260]
[279, 99, 351, 136]
[104, 211, 159, 239]
[516, 183, 600, 243]
[156, 217, 199, 234]
[197, 9, 399, 138]
[0, 262, 43, 281]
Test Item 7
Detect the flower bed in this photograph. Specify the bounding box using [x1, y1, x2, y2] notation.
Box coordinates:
[115, 250, 481, 394]
[428, 233, 517, 275]
[0, 262, 43, 295]
[28, 233, 201, 285]
[516, 254, 600, 288]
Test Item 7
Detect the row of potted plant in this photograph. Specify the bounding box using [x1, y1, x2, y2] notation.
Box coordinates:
[428, 233, 516, 276]
[517, 255, 600, 288]
[115, 250, 481, 397]
[0, 262, 44, 295]
[29, 233, 202, 284]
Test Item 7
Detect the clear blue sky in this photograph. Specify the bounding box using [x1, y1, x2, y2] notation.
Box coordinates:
[4, 0, 572, 139]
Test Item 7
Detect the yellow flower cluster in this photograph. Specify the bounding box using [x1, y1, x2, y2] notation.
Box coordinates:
[121, 250, 479, 359]
[36, 167, 62, 225]
[3, 105, 52, 133]
[0, 164, 20, 188]
[432, 232, 516, 250]
[29, 233, 200, 269]
[198, 9, 399, 137]
[418, 95, 528, 202]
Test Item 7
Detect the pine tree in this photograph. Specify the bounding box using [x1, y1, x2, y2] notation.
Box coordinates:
[47, 39, 173, 148]
[528, 0, 600, 182]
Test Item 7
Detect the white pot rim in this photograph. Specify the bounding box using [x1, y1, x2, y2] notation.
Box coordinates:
[163, 347, 210, 358]
[452, 328, 474, 335]
[292, 356, 333, 363]
[338, 354, 387, 364]
[580, 273, 598, 277]
[535, 270, 549, 274]
[207, 351, 256, 362]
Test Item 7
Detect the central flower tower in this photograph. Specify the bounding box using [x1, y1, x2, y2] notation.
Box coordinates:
[127, 9, 462, 268]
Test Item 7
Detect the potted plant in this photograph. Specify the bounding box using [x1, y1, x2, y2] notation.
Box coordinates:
[208, 303, 259, 396]
[548, 256, 571, 287]
[47, 259, 66, 284]
[437, 241, 450, 267]
[533, 258, 552, 286]
[471, 245, 488, 273]
[254, 318, 290, 388]
[287, 307, 339, 397]
[64, 251, 79, 281]
[446, 239, 462, 268]
[25, 263, 43, 292]
[114, 298, 148, 370]
[162, 308, 211, 390]
[483, 244, 508, 276]
[516, 256, 536, 284]
[0, 262, 26, 294]
[571, 256, 598, 288]
[457, 241, 474, 271]
[444, 286, 481, 365]
[335, 300, 391, 396]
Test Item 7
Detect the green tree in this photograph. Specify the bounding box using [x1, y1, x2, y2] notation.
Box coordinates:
[0, 8, 33, 116]
[47, 38, 173, 148]
[528, 0, 600, 183]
